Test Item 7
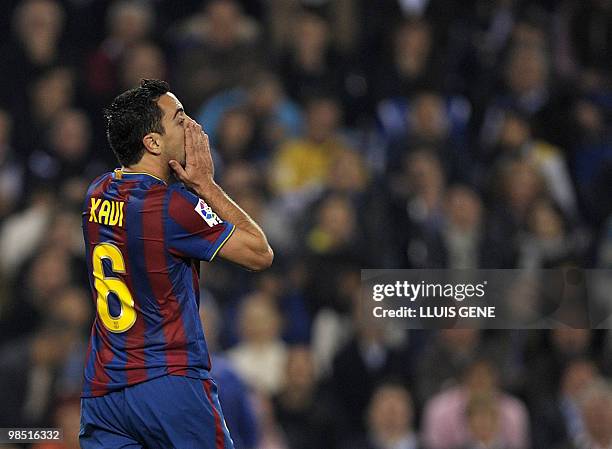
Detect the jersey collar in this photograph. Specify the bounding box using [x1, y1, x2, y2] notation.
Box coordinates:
[114, 168, 167, 184]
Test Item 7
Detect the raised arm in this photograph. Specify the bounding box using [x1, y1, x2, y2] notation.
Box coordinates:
[169, 119, 273, 271]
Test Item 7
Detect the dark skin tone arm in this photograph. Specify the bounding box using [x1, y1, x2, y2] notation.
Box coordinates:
[168, 119, 273, 271]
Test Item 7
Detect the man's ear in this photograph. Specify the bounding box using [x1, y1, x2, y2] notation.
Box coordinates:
[143, 133, 162, 155]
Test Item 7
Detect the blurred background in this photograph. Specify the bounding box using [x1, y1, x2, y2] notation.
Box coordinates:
[1, 0, 612, 448]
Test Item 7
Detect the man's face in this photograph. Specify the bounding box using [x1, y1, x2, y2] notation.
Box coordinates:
[156, 92, 187, 166]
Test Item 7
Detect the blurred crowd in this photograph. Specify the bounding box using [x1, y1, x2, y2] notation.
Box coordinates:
[1, 0, 612, 448]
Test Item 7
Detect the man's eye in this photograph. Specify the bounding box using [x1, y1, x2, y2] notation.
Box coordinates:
[179, 120, 184, 125]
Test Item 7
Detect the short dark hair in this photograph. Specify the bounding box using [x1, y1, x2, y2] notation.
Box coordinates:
[104, 79, 169, 166]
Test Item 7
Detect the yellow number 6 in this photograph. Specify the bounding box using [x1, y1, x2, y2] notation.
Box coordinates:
[92, 243, 136, 333]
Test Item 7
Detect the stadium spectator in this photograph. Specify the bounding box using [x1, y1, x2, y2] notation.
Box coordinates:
[531, 358, 599, 449]
[28, 66, 75, 128]
[86, 0, 155, 103]
[373, 18, 442, 103]
[572, 96, 612, 226]
[273, 345, 344, 449]
[27, 109, 104, 192]
[461, 393, 510, 449]
[270, 96, 354, 208]
[332, 297, 410, 434]
[441, 185, 485, 269]
[558, 379, 612, 449]
[343, 381, 423, 449]
[228, 292, 288, 395]
[302, 193, 367, 314]
[388, 150, 447, 268]
[1, 241, 74, 339]
[277, 12, 347, 106]
[422, 357, 530, 449]
[486, 109, 579, 219]
[518, 199, 578, 268]
[196, 71, 303, 155]
[308, 259, 357, 377]
[16, 66, 76, 159]
[482, 159, 546, 267]
[381, 90, 472, 182]
[480, 41, 573, 149]
[1, 0, 67, 102]
[384, 90, 447, 145]
[325, 147, 370, 195]
[415, 329, 482, 406]
[524, 329, 596, 404]
[213, 108, 258, 166]
[119, 41, 167, 92]
[174, 0, 263, 111]
[0, 320, 79, 428]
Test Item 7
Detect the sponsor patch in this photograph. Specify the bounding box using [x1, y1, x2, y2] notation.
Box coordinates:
[195, 199, 223, 227]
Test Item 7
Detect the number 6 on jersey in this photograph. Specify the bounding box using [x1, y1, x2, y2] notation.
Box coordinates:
[92, 242, 136, 333]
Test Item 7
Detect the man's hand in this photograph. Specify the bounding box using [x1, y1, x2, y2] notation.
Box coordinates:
[170, 119, 273, 271]
[169, 119, 214, 190]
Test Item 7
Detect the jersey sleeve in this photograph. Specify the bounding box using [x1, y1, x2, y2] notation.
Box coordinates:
[166, 184, 235, 262]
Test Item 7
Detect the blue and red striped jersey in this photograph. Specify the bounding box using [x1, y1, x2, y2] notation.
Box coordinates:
[81, 170, 235, 397]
